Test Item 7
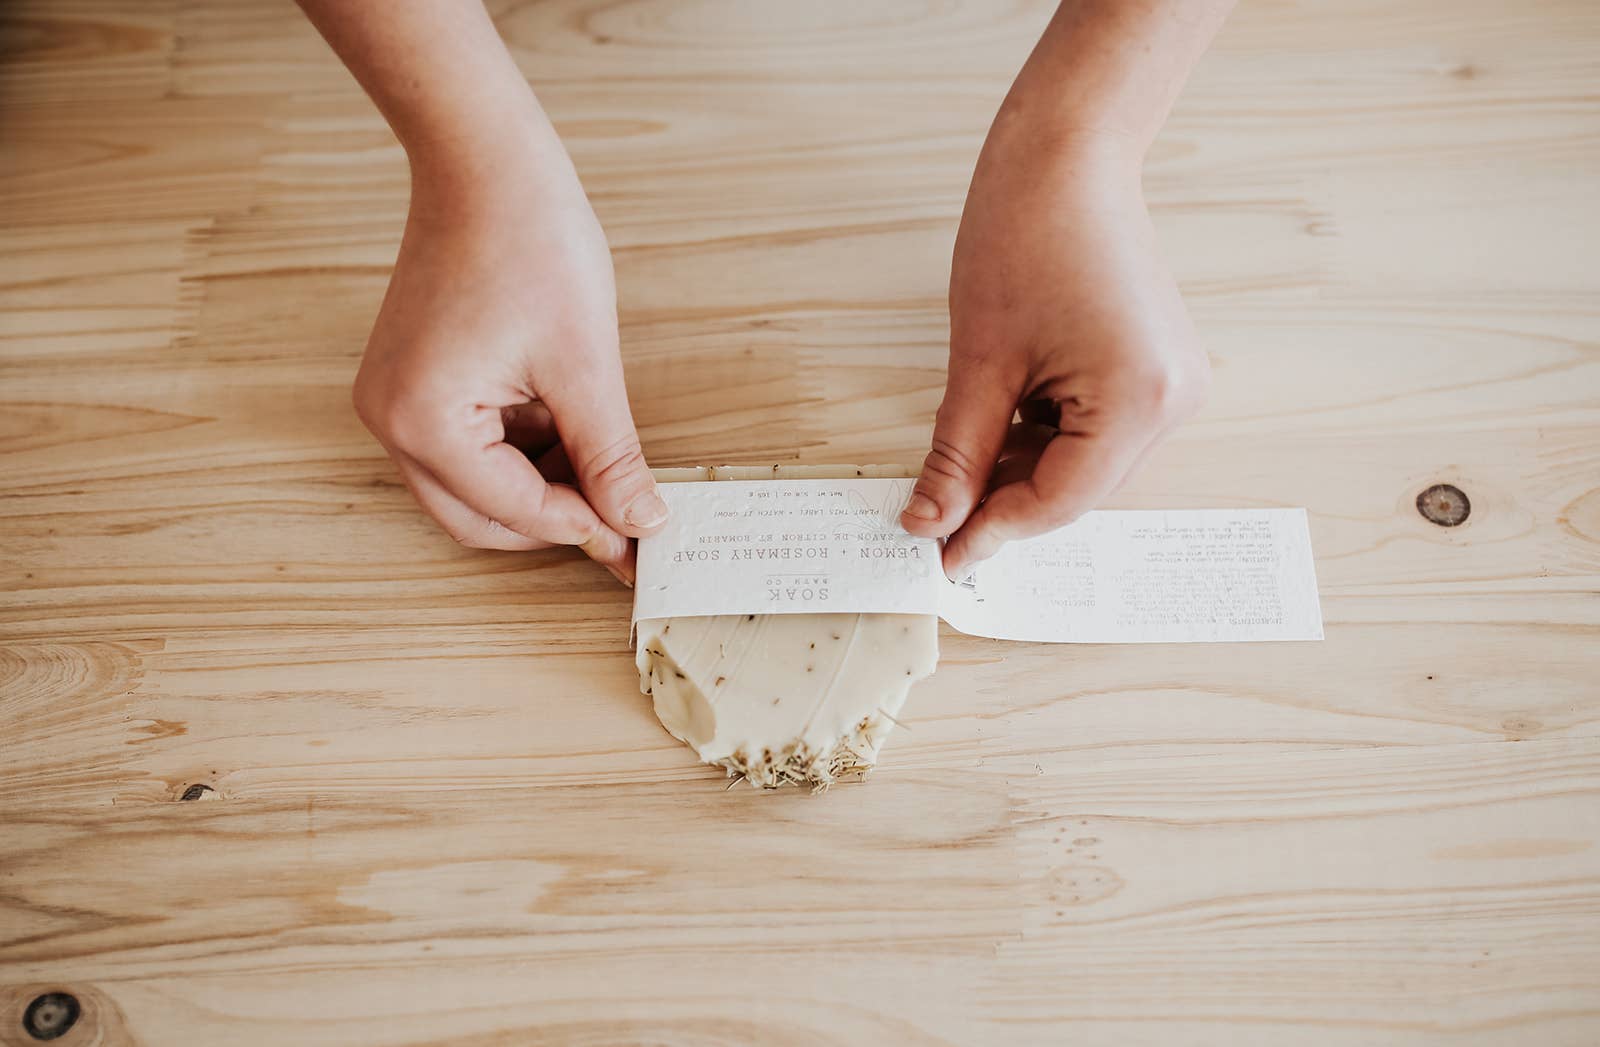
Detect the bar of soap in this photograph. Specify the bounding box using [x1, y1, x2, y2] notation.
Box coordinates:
[638, 613, 938, 789]
[638, 465, 940, 790]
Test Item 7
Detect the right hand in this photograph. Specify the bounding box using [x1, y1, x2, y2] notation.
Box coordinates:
[901, 126, 1208, 578]
[352, 130, 665, 585]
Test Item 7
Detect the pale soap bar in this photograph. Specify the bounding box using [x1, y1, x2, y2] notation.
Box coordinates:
[639, 465, 939, 790]
[636, 613, 938, 790]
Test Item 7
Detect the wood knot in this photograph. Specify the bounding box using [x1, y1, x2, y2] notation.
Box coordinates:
[23, 992, 80, 1041]
[1502, 717, 1542, 738]
[179, 783, 215, 801]
[1417, 483, 1470, 527]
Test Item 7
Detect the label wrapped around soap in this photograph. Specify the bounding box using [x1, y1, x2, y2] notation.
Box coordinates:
[633, 479, 1324, 644]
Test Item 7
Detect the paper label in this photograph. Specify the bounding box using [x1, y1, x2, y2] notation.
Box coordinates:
[633, 480, 1323, 644]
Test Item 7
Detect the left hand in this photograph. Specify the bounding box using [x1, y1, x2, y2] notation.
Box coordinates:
[352, 123, 664, 585]
[901, 122, 1210, 578]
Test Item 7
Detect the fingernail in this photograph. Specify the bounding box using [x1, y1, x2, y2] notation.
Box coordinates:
[902, 492, 939, 521]
[605, 563, 634, 589]
[943, 549, 974, 584]
[625, 488, 669, 529]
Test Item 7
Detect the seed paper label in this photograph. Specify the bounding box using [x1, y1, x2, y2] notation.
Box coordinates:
[633, 479, 945, 620]
[633, 479, 1323, 644]
[937, 506, 1324, 643]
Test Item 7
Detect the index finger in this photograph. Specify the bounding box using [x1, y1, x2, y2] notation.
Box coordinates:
[410, 430, 630, 567]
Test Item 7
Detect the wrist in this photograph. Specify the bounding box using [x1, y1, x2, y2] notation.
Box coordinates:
[998, 0, 1231, 162]
[404, 99, 582, 221]
[979, 94, 1146, 197]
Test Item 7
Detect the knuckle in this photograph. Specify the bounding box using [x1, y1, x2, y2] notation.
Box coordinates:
[500, 490, 555, 541]
[580, 434, 648, 489]
[1136, 363, 1179, 408]
[508, 495, 605, 551]
[350, 375, 384, 434]
[446, 517, 529, 550]
[352, 380, 432, 451]
[1126, 354, 1209, 420]
[923, 435, 984, 486]
[381, 393, 440, 453]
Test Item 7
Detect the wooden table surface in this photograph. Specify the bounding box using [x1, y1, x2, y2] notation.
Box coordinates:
[3, 1, 1598, 1044]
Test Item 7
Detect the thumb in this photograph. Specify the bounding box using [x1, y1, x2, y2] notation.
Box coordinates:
[900, 355, 1018, 538]
[543, 360, 667, 539]
[942, 425, 1145, 579]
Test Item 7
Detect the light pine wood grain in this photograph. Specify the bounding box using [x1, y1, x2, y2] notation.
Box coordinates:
[2, 1, 1598, 1044]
